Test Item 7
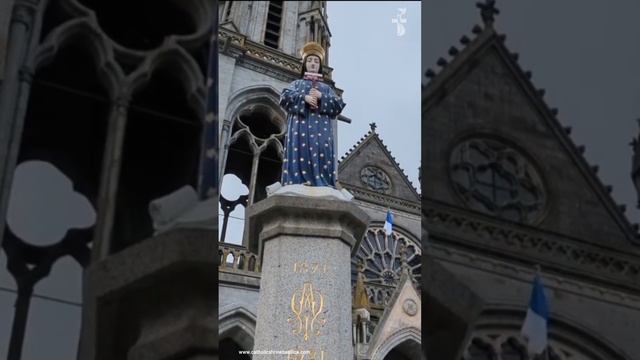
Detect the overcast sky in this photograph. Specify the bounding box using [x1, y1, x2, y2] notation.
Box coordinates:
[329, 1, 421, 190]
[423, 1, 640, 223]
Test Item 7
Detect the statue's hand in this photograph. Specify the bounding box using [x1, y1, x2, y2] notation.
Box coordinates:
[305, 95, 318, 108]
[310, 88, 322, 99]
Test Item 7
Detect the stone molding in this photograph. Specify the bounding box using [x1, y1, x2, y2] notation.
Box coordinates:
[345, 185, 421, 215]
[246, 194, 370, 259]
[369, 327, 421, 360]
[429, 242, 640, 308]
[424, 199, 640, 291]
[464, 309, 631, 360]
[220, 26, 335, 80]
[34, 3, 210, 111]
[219, 305, 257, 352]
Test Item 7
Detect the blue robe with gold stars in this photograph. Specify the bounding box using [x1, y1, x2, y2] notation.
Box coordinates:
[280, 79, 345, 187]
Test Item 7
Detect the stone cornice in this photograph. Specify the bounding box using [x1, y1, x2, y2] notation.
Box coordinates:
[428, 244, 640, 309]
[424, 199, 640, 292]
[343, 184, 421, 215]
[219, 270, 261, 289]
[219, 26, 335, 80]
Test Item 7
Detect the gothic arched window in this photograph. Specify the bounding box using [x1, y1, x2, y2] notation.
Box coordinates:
[220, 103, 285, 247]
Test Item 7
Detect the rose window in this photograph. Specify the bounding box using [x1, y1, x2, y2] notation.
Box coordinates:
[351, 228, 421, 287]
[450, 138, 546, 223]
[360, 166, 392, 193]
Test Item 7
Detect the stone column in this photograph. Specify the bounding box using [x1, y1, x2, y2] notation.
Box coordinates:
[247, 194, 369, 359]
[0, 0, 37, 250]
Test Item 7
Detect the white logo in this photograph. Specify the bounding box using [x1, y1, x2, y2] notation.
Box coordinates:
[392, 8, 407, 37]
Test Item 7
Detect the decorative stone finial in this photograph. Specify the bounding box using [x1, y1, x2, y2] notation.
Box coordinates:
[369, 122, 377, 133]
[476, 0, 500, 26]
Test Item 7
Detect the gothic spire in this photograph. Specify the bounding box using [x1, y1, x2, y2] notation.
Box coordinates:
[476, 0, 500, 27]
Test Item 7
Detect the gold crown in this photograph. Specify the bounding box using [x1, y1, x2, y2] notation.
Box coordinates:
[300, 42, 325, 63]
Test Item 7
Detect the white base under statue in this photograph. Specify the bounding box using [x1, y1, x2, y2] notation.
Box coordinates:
[266, 182, 354, 201]
[148, 185, 216, 235]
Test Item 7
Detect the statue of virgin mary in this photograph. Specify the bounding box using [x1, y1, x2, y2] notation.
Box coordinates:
[279, 42, 346, 187]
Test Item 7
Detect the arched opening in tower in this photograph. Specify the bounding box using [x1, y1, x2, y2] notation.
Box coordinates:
[76, 0, 196, 50]
[255, 140, 283, 202]
[9, 39, 109, 247]
[1, 36, 109, 359]
[220, 104, 283, 248]
[111, 66, 202, 252]
[237, 105, 282, 139]
[225, 132, 253, 194]
[218, 174, 248, 245]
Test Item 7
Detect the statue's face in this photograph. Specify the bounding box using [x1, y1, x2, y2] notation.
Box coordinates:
[305, 55, 321, 73]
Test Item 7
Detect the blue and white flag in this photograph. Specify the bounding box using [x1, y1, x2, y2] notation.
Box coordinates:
[384, 209, 393, 236]
[521, 274, 549, 355]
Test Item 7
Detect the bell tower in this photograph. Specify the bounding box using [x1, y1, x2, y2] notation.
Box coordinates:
[219, 1, 331, 63]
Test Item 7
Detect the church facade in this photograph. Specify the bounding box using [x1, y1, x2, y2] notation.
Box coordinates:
[217, 1, 422, 359]
[423, 2, 640, 359]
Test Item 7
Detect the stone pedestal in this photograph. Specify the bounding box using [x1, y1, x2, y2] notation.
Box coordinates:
[79, 228, 217, 360]
[246, 195, 369, 359]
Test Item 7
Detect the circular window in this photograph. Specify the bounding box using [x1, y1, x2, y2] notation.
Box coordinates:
[351, 228, 421, 287]
[360, 166, 392, 193]
[449, 137, 546, 223]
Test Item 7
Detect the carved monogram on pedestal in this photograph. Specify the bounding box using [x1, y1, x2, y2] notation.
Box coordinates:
[288, 282, 326, 341]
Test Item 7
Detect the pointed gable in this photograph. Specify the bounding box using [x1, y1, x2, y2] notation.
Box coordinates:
[423, 24, 639, 248]
[367, 272, 421, 359]
[338, 129, 420, 207]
